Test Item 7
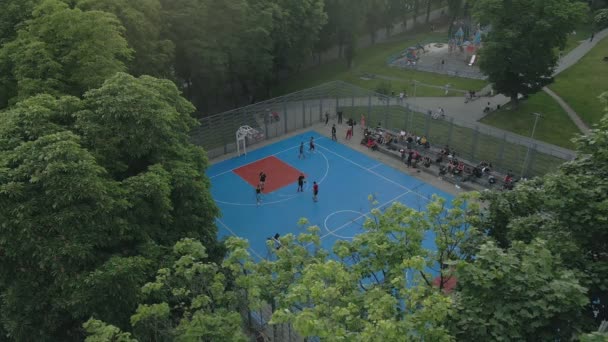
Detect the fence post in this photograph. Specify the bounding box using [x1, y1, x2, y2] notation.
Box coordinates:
[424, 110, 431, 137]
[471, 125, 480, 160]
[320, 98, 323, 122]
[309, 106, 313, 127]
[524, 144, 538, 178]
[335, 95, 339, 118]
[384, 97, 389, 128]
[302, 102, 306, 129]
[497, 133, 506, 170]
[367, 95, 372, 122]
[221, 113, 227, 154]
[447, 117, 454, 146]
[283, 100, 288, 134]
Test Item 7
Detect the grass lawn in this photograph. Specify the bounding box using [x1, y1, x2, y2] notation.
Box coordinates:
[480, 91, 580, 150]
[550, 35, 608, 126]
[273, 30, 487, 98]
[337, 105, 568, 177]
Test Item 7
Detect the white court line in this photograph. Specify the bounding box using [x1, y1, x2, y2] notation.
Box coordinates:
[367, 163, 383, 171]
[316, 143, 431, 202]
[209, 137, 326, 179]
[213, 150, 331, 207]
[318, 190, 412, 241]
[216, 218, 265, 260]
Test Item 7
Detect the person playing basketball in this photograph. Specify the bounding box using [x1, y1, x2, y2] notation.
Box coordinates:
[309, 137, 315, 152]
[259, 172, 266, 191]
[255, 184, 263, 206]
[299, 141, 305, 159]
[297, 173, 306, 192]
[312, 181, 319, 202]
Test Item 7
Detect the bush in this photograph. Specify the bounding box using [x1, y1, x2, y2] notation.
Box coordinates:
[375, 81, 392, 95]
[594, 9, 608, 29]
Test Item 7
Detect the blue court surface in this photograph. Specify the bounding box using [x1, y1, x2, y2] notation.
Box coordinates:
[207, 131, 454, 260]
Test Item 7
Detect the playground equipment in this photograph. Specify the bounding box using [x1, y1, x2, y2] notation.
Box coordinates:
[236, 125, 264, 156]
[449, 21, 484, 60]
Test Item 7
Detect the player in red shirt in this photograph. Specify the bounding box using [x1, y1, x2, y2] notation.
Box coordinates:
[312, 181, 319, 202]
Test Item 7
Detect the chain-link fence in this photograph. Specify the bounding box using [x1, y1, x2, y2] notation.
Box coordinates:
[192, 80, 575, 178]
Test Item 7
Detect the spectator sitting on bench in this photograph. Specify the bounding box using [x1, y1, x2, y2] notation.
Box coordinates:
[406, 136, 414, 149]
[441, 145, 450, 155]
[416, 136, 421, 145]
[366, 137, 378, 150]
[423, 156, 431, 168]
[420, 136, 430, 148]
[454, 161, 465, 175]
[400, 149, 406, 161]
[447, 160, 456, 173]
[412, 151, 421, 168]
[473, 166, 483, 178]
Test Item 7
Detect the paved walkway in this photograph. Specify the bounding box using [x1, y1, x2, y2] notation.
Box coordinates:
[542, 87, 590, 133]
[408, 27, 608, 135]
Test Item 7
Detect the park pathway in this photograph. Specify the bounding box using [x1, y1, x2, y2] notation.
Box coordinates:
[539, 26, 608, 134]
[406, 27, 608, 135]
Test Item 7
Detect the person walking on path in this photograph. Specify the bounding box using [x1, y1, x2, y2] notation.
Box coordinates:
[298, 141, 305, 159]
[312, 181, 319, 202]
[338, 111, 343, 124]
[325, 112, 329, 125]
[255, 184, 262, 206]
[331, 124, 337, 141]
[345, 126, 352, 140]
[309, 136, 315, 152]
[590, 32, 595, 42]
[258, 172, 267, 191]
[297, 173, 306, 192]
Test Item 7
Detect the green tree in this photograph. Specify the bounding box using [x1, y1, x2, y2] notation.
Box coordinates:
[474, 0, 586, 105]
[227, 194, 484, 340]
[75, 0, 174, 77]
[595, 8, 608, 29]
[84, 239, 247, 341]
[0, 73, 219, 339]
[269, 0, 327, 73]
[0, 0, 132, 104]
[160, 0, 274, 109]
[450, 240, 588, 340]
[481, 94, 608, 329]
[0, 0, 39, 43]
[365, 0, 385, 44]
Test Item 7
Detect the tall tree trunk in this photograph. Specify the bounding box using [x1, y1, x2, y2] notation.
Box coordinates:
[511, 93, 519, 108]
[413, 0, 419, 24]
[425, 0, 432, 24]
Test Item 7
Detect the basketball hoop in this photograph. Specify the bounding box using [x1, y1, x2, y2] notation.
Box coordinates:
[236, 125, 264, 156]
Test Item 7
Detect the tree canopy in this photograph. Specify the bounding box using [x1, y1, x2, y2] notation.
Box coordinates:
[0, 73, 218, 339]
[474, 0, 587, 104]
[0, 0, 132, 105]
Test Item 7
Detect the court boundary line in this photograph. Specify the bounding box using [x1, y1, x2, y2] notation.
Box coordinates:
[216, 218, 265, 260]
[209, 136, 326, 179]
[316, 143, 431, 202]
[367, 163, 383, 170]
[319, 190, 412, 241]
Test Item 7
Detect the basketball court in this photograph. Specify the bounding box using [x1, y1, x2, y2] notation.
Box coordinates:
[208, 130, 454, 260]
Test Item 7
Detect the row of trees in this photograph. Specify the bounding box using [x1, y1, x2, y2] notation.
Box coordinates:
[83, 96, 608, 340]
[0, 0, 446, 114]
